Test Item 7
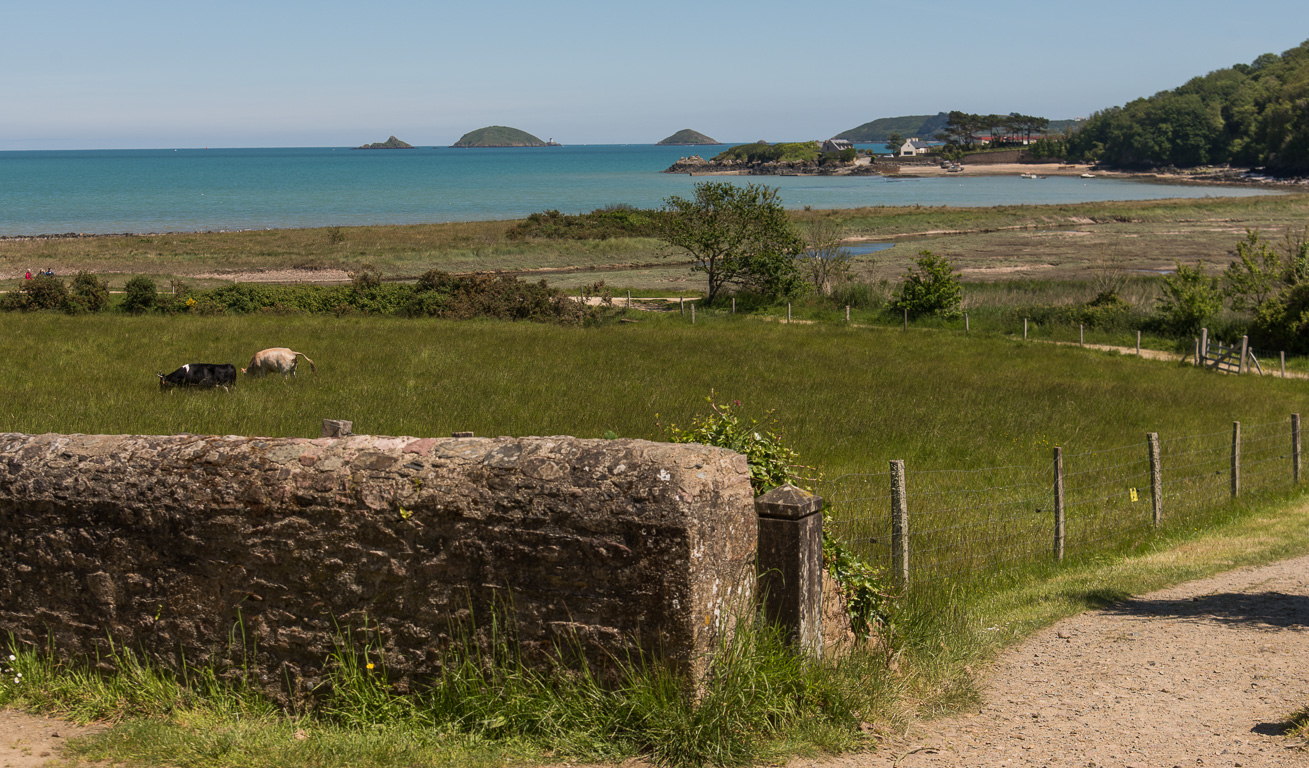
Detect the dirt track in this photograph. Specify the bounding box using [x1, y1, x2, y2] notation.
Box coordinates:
[809, 554, 1309, 768]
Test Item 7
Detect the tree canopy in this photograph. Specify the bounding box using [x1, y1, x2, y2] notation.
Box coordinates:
[658, 182, 804, 304]
[1066, 40, 1309, 173]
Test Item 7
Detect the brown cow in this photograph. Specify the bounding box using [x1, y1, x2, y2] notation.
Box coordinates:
[241, 348, 316, 378]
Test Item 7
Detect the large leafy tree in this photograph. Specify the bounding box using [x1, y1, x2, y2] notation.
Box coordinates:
[659, 182, 805, 303]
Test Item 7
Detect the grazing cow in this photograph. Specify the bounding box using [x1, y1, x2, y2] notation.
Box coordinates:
[241, 348, 316, 379]
[158, 363, 238, 391]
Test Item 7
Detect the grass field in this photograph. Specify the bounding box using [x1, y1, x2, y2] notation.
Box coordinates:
[3, 311, 1305, 483]
[6, 193, 1309, 766]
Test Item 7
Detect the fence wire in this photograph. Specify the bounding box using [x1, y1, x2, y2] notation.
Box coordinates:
[825, 416, 1303, 588]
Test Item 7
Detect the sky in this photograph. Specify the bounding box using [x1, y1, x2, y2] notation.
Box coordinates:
[3, 0, 1307, 150]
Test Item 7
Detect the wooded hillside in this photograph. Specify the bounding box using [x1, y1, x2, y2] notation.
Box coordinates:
[1067, 40, 1309, 174]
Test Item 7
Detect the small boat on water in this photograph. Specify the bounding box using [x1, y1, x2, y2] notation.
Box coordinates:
[1081, 173, 1096, 178]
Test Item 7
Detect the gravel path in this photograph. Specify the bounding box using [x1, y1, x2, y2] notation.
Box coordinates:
[812, 554, 1309, 768]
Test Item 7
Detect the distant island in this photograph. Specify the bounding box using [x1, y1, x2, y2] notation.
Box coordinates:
[657, 129, 719, 146]
[452, 126, 561, 148]
[354, 136, 414, 150]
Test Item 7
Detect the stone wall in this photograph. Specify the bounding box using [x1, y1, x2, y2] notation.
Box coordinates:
[0, 432, 756, 700]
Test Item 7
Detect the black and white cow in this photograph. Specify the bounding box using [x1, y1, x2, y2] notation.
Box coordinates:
[157, 363, 238, 391]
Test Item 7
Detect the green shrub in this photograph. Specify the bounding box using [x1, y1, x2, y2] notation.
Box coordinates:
[70, 271, 110, 312]
[893, 250, 962, 319]
[1155, 261, 1223, 336]
[121, 276, 158, 314]
[21, 274, 70, 311]
[506, 205, 668, 241]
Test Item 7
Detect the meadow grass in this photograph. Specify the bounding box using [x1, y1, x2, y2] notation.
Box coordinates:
[3, 312, 1306, 475]
[4, 311, 1309, 765]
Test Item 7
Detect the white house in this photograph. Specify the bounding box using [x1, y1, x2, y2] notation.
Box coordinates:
[899, 138, 933, 156]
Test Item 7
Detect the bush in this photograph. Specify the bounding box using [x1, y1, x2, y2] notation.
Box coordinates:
[21, 274, 70, 311]
[121, 276, 158, 314]
[1155, 261, 1222, 336]
[70, 271, 110, 312]
[893, 250, 962, 319]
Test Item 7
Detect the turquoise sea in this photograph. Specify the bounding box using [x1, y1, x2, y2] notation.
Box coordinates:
[0, 145, 1276, 236]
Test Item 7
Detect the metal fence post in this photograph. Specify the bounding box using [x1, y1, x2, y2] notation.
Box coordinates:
[1293, 413, 1302, 484]
[755, 485, 824, 657]
[1053, 446, 1065, 561]
[1231, 421, 1241, 498]
[890, 460, 909, 588]
[1148, 432, 1162, 527]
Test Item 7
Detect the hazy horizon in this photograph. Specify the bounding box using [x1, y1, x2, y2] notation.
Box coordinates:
[5, 0, 1307, 151]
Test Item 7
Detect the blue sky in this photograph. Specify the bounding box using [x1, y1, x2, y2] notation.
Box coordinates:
[3, 0, 1306, 150]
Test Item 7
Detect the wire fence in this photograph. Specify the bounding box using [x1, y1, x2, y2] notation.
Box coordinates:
[824, 415, 1303, 588]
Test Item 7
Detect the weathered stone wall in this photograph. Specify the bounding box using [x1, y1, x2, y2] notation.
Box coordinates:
[0, 433, 755, 699]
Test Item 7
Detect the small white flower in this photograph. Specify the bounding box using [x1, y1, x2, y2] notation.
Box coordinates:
[6, 655, 13, 661]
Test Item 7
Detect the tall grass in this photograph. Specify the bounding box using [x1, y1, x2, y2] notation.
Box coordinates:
[1, 312, 1306, 477]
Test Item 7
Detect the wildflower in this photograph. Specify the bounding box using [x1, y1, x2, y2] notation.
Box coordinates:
[366, 662, 374, 670]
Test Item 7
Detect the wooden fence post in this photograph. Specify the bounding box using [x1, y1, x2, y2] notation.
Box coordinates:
[890, 460, 909, 588]
[1293, 413, 1302, 484]
[626, 290, 631, 310]
[1239, 336, 1249, 375]
[1137, 330, 1142, 356]
[755, 485, 825, 656]
[1079, 324, 1084, 346]
[1281, 351, 1286, 377]
[1194, 338, 1200, 367]
[1231, 421, 1241, 499]
[680, 297, 684, 317]
[1200, 328, 1209, 367]
[965, 312, 969, 334]
[787, 303, 791, 324]
[1148, 432, 1162, 527]
[845, 305, 850, 323]
[1053, 446, 1065, 561]
[1024, 317, 1029, 340]
[691, 303, 696, 324]
[903, 307, 908, 331]
[732, 297, 735, 314]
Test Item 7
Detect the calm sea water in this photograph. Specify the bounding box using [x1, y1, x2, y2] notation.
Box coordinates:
[0, 145, 1275, 236]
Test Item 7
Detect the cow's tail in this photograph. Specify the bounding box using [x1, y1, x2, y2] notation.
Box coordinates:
[296, 352, 316, 373]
